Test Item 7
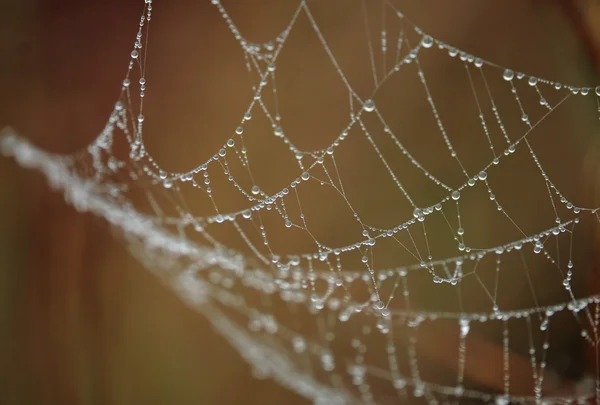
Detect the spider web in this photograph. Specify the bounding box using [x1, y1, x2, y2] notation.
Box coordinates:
[3, 1, 600, 404]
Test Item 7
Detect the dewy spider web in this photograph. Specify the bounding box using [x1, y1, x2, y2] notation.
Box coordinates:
[3, 0, 600, 404]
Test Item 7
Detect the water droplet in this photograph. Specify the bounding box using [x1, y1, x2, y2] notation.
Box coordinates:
[421, 35, 433, 48]
[596, 86, 600, 97]
[227, 139, 235, 147]
[364, 99, 375, 112]
[339, 309, 351, 322]
[236, 126, 244, 135]
[293, 336, 306, 353]
[495, 396, 509, 405]
[459, 318, 470, 337]
[285, 220, 292, 228]
[242, 209, 252, 219]
[301, 172, 310, 181]
[393, 378, 406, 389]
[528, 76, 538, 86]
[218, 148, 226, 157]
[274, 127, 284, 137]
[478, 171, 488, 181]
[503, 69, 514, 81]
[251, 185, 260, 195]
[131, 50, 139, 59]
[451, 190, 460, 200]
[457, 227, 464, 236]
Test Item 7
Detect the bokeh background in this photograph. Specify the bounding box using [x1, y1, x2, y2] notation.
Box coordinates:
[2, 1, 600, 404]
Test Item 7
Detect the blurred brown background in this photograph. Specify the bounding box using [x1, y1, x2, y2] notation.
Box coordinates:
[1, 1, 600, 404]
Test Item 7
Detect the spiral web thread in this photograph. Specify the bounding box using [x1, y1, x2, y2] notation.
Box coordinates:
[3, 1, 600, 404]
